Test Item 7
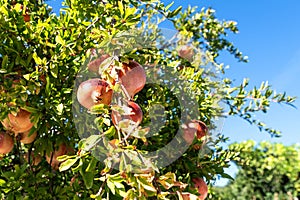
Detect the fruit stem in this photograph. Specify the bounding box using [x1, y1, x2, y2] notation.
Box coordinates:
[119, 83, 131, 100]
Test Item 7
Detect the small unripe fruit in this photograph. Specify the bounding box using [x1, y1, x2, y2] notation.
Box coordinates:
[178, 45, 194, 61]
[77, 78, 113, 109]
[23, 13, 30, 22]
[0, 132, 14, 154]
[112, 101, 143, 126]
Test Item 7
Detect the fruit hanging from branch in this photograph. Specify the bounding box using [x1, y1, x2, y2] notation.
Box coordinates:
[111, 101, 143, 126]
[182, 120, 208, 145]
[118, 61, 146, 98]
[46, 143, 74, 170]
[0, 132, 14, 154]
[22, 7, 30, 22]
[182, 178, 208, 200]
[77, 78, 113, 109]
[1, 109, 34, 134]
[192, 178, 208, 200]
[178, 45, 194, 61]
[17, 130, 37, 144]
[24, 151, 42, 166]
[87, 54, 110, 73]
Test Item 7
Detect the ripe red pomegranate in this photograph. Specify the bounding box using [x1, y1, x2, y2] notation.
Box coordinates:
[77, 78, 113, 109]
[46, 143, 74, 170]
[1, 109, 34, 134]
[118, 61, 146, 98]
[111, 101, 143, 126]
[178, 45, 194, 61]
[181, 193, 199, 200]
[182, 120, 208, 144]
[18, 130, 37, 144]
[87, 54, 110, 73]
[192, 178, 208, 200]
[0, 132, 14, 154]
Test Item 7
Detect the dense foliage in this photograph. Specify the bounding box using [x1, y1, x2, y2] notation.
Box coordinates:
[0, 0, 295, 199]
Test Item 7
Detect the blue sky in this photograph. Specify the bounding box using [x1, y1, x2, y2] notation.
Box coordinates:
[47, 0, 300, 185]
[156, 0, 300, 144]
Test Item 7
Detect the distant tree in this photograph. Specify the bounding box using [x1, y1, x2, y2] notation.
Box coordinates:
[213, 140, 300, 200]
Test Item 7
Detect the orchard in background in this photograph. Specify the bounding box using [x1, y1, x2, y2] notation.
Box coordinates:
[0, 0, 295, 199]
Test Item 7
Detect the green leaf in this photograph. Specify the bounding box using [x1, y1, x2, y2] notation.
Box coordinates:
[59, 157, 79, 172]
[23, 74, 30, 80]
[50, 63, 58, 78]
[22, 106, 39, 113]
[55, 35, 65, 46]
[72, 158, 83, 173]
[104, 126, 116, 137]
[1, 55, 8, 69]
[221, 173, 234, 180]
[0, 179, 6, 186]
[118, 1, 124, 17]
[80, 170, 94, 189]
[124, 189, 135, 200]
[56, 155, 70, 162]
[107, 179, 116, 195]
[168, 6, 182, 18]
[46, 41, 56, 48]
[136, 176, 156, 192]
[32, 52, 42, 65]
[165, 2, 174, 11]
[56, 103, 64, 115]
[84, 135, 102, 151]
[89, 104, 109, 114]
[86, 157, 98, 172]
[124, 7, 137, 20]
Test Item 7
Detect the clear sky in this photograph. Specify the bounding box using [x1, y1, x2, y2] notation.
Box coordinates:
[47, 0, 300, 186]
[157, 0, 300, 144]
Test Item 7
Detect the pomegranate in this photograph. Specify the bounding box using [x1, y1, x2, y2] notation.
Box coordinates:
[1, 109, 34, 134]
[118, 61, 146, 98]
[182, 193, 200, 200]
[18, 130, 37, 144]
[24, 152, 42, 166]
[77, 78, 113, 109]
[178, 45, 194, 61]
[112, 101, 143, 126]
[87, 54, 110, 73]
[182, 120, 208, 144]
[192, 178, 208, 200]
[0, 132, 14, 154]
[46, 143, 74, 170]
